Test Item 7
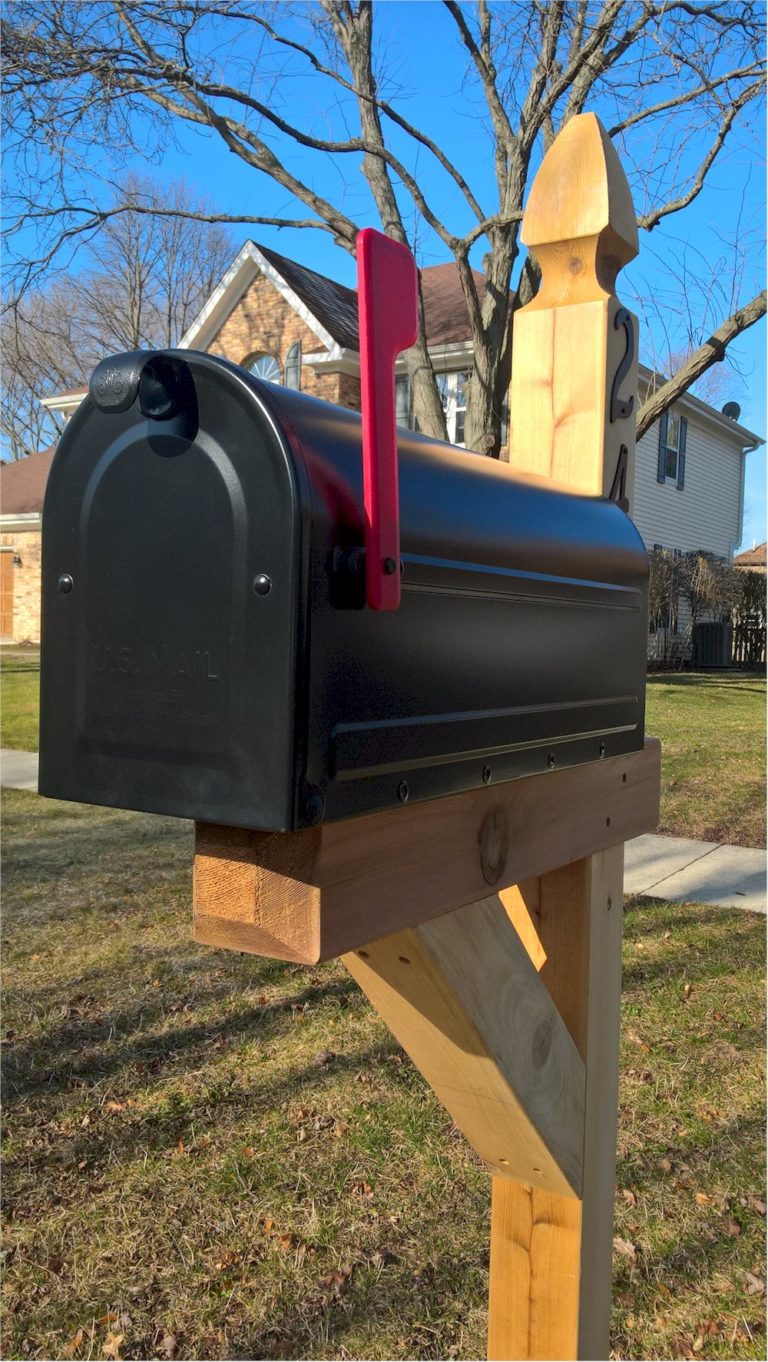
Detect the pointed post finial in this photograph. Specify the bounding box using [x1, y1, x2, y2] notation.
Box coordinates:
[508, 111, 640, 507]
[522, 113, 638, 308]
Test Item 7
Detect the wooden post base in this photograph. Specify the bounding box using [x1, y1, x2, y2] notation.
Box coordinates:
[488, 848, 625, 1359]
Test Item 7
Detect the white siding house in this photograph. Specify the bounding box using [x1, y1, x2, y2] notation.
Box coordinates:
[633, 375, 758, 560]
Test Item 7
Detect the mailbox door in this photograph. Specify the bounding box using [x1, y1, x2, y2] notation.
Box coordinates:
[39, 354, 303, 830]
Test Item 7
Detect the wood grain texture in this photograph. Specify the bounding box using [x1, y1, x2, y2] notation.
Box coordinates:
[508, 113, 639, 512]
[487, 110, 650, 1359]
[193, 739, 659, 963]
[488, 1180, 581, 1361]
[343, 893, 585, 1195]
[488, 848, 625, 1360]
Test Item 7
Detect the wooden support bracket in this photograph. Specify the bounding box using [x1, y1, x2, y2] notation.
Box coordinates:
[343, 893, 585, 1195]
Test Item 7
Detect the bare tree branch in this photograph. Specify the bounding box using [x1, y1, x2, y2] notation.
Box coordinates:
[637, 79, 764, 231]
[1, 0, 764, 458]
[637, 290, 767, 439]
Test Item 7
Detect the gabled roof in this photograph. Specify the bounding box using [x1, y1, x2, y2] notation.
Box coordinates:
[0, 446, 56, 515]
[258, 244, 359, 350]
[179, 238, 487, 356]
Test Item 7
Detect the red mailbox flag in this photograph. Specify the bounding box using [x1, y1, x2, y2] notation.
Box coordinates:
[356, 227, 419, 611]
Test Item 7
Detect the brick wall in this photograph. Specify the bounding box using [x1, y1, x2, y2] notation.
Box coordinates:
[1, 528, 42, 642]
[208, 273, 361, 411]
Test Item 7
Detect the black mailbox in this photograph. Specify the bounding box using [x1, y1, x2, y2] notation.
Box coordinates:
[39, 347, 648, 831]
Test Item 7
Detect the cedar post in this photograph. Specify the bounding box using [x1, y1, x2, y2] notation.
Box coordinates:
[487, 112, 640, 1359]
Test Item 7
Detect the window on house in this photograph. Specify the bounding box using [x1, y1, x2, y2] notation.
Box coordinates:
[437, 370, 470, 446]
[244, 353, 282, 384]
[656, 410, 687, 489]
[396, 374, 414, 429]
[284, 342, 301, 391]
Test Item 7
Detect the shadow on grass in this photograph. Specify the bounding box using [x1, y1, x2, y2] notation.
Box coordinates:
[647, 672, 765, 697]
[0, 1036, 408, 1187]
[1, 967, 361, 1105]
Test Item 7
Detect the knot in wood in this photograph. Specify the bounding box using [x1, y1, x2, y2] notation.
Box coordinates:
[531, 1017, 553, 1070]
[479, 805, 509, 886]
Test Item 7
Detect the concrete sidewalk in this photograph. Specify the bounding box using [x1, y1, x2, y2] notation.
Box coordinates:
[625, 834, 765, 913]
[2, 747, 765, 912]
[1, 747, 39, 792]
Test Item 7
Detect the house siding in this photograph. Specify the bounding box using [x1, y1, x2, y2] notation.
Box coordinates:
[633, 415, 743, 558]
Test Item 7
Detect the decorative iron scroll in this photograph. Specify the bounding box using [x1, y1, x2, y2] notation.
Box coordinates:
[610, 308, 635, 423]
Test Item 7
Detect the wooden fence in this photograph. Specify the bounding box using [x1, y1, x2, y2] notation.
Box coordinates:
[732, 613, 767, 668]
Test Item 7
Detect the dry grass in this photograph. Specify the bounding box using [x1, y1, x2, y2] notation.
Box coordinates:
[2, 789, 765, 1361]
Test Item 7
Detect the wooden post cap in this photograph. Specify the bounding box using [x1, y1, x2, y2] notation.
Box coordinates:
[522, 113, 638, 306]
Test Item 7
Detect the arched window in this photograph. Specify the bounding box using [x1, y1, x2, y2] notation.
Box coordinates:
[284, 341, 302, 391]
[244, 353, 282, 384]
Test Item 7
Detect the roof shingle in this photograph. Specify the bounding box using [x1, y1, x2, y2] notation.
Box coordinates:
[1, 447, 56, 516]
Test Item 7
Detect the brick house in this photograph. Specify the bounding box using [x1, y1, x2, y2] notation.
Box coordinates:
[0, 447, 56, 642]
[1, 239, 761, 644]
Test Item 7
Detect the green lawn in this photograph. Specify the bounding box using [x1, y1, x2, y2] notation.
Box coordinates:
[646, 672, 766, 848]
[2, 789, 765, 1361]
[1, 650, 40, 752]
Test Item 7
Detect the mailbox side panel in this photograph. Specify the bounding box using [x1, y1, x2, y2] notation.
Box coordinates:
[261, 389, 649, 825]
[39, 354, 304, 830]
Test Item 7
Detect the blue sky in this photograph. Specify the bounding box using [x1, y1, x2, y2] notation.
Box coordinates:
[9, 2, 766, 548]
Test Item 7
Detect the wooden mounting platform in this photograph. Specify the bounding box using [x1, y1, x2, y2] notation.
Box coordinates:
[193, 738, 659, 964]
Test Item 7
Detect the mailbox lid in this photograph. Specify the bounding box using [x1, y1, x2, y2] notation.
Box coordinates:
[39, 351, 306, 829]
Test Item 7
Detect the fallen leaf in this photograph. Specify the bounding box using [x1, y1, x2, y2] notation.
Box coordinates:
[621, 1189, 637, 1207]
[745, 1271, 765, 1296]
[62, 1327, 85, 1358]
[658, 1157, 672, 1173]
[242, 1146, 254, 1158]
[102, 1332, 124, 1360]
[277, 1232, 299, 1253]
[369, 1248, 399, 1267]
[748, 1196, 766, 1216]
[695, 1192, 711, 1207]
[333, 1120, 349, 1138]
[683, 982, 692, 998]
[692, 1336, 704, 1353]
[312, 1050, 336, 1067]
[725, 1218, 741, 1237]
[158, 1332, 177, 1359]
[613, 1236, 637, 1261]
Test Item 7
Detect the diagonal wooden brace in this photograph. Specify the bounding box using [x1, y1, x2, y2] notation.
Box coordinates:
[343, 893, 586, 1196]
